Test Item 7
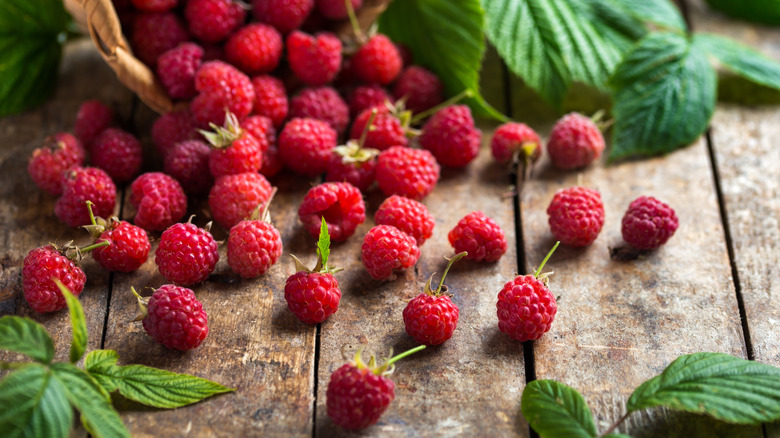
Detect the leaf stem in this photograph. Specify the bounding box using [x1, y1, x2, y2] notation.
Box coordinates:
[600, 411, 631, 437]
[345, 0, 366, 44]
[436, 252, 467, 293]
[410, 89, 474, 123]
[385, 345, 426, 368]
[358, 108, 378, 148]
[534, 241, 559, 278]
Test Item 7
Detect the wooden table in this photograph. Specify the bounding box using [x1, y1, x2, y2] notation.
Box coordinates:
[1, 1, 777, 436]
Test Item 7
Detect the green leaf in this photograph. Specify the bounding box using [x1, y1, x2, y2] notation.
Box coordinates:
[705, 0, 780, 26]
[603, 435, 632, 438]
[85, 350, 234, 409]
[317, 216, 330, 269]
[0, 316, 54, 364]
[694, 33, 780, 91]
[600, 0, 687, 31]
[627, 352, 780, 424]
[55, 280, 87, 364]
[0, 364, 73, 438]
[521, 380, 597, 438]
[50, 363, 130, 438]
[609, 32, 716, 160]
[378, 0, 505, 120]
[0, 0, 69, 117]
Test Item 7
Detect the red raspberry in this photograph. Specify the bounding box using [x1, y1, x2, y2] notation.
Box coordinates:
[55, 167, 116, 227]
[156, 222, 219, 285]
[164, 140, 214, 195]
[284, 271, 341, 324]
[298, 182, 366, 242]
[28, 132, 86, 196]
[286, 31, 342, 86]
[349, 107, 407, 151]
[22, 245, 86, 313]
[184, 0, 246, 43]
[361, 225, 420, 280]
[419, 105, 481, 168]
[131, 12, 189, 67]
[242, 115, 275, 150]
[260, 145, 283, 178]
[325, 143, 377, 193]
[448, 211, 507, 262]
[191, 61, 255, 128]
[497, 274, 557, 341]
[347, 85, 391, 118]
[375, 195, 434, 246]
[129, 172, 187, 232]
[74, 100, 114, 148]
[392, 66, 443, 114]
[251, 75, 288, 128]
[131, 0, 177, 12]
[290, 87, 349, 135]
[278, 118, 337, 177]
[621, 196, 679, 250]
[316, 0, 361, 19]
[228, 214, 283, 278]
[375, 146, 439, 200]
[151, 110, 199, 157]
[547, 186, 605, 247]
[547, 112, 605, 170]
[91, 219, 151, 273]
[157, 42, 204, 100]
[209, 172, 273, 229]
[252, 0, 313, 34]
[204, 113, 265, 178]
[396, 43, 413, 68]
[491, 122, 542, 164]
[352, 34, 402, 85]
[91, 128, 143, 184]
[225, 24, 283, 75]
[141, 285, 209, 350]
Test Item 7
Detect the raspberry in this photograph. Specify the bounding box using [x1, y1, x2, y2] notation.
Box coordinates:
[191, 61, 255, 128]
[375, 195, 434, 246]
[298, 182, 365, 242]
[347, 85, 391, 118]
[419, 105, 481, 168]
[252, 0, 313, 34]
[352, 34, 402, 85]
[129, 172, 187, 232]
[209, 172, 273, 229]
[396, 43, 413, 68]
[286, 31, 342, 86]
[22, 245, 86, 313]
[164, 140, 214, 195]
[140, 285, 209, 350]
[316, 0, 361, 19]
[490, 122, 542, 164]
[448, 211, 507, 262]
[547, 186, 605, 247]
[204, 112, 265, 178]
[242, 115, 275, 150]
[91, 128, 143, 184]
[621, 196, 679, 250]
[325, 142, 377, 193]
[157, 42, 204, 100]
[74, 100, 114, 148]
[547, 112, 605, 170]
[349, 107, 407, 151]
[131, 12, 189, 67]
[156, 222, 219, 285]
[251, 75, 288, 128]
[28, 132, 86, 196]
[375, 146, 439, 200]
[289, 87, 349, 135]
[392, 66, 443, 114]
[361, 225, 420, 281]
[151, 110, 199, 157]
[225, 24, 283, 75]
[184, 0, 246, 43]
[55, 167, 117, 227]
[91, 219, 151, 273]
[227, 212, 283, 278]
[497, 274, 557, 342]
[278, 118, 337, 177]
[131, 0, 177, 12]
[260, 145, 283, 178]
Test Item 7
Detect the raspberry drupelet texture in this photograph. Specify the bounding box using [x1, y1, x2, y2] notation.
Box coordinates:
[251, 75, 288, 128]
[156, 222, 219, 285]
[191, 61, 255, 128]
[28, 132, 86, 196]
[497, 274, 557, 342]
[419, 105, 481, 168]
[316, 0, 361, 19]
[393, 66, 444, 114]
[278, 118, 337, 177]
[131, 12, 189, 67]
[621, 196, 679, 250]
[448, 211, 508, 262]
[547, 112, 605, 170]
[375, 146, 440, 200]
[151, 110, 199, 157]
[347, 85, 391, 118]
[157, 42, 204, 100]
[22, 246, 86, 313]
[92, 220, 151, 273]
[242, 115, 276, 150]
[228, 217, 283, 278]
[361, 225, 420, 280]
[252, 0, 313, 34]
[547, 186, 605, 248]
[91, 128, 144, 184]
[286, 31, 342, 86]
[55, 167, 117, 227]
[132, 0, 177, 12]
[326, 363, 394, 430]
[184, 0, 246, 43]
[142, 285, 209, 350]
[225, 23, 283, 75]
[74, 100, 114, 149]
[164, 140, 214, 196]
[375, 195, 434, 246]
[284, 271, 341, 324]
[298, 182, 366, 242]
[352, 34, 402, 85]
[209, 172, 273, 230]
[349, 107, 407, 151]
[290, 87, 349, 135]
[490, 122, 542, 164]
[260, 145, 284, 178]
[129, 172, 187, 232]
[206, 126, 265, 179]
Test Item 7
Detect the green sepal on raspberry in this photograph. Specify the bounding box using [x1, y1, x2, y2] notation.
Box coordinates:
[290, 217, 342, 274]
[352, 344, 426, 377]
[423, 251, 467, 297]
[198, 111, 244, 149]
[533, 240, 559, 284]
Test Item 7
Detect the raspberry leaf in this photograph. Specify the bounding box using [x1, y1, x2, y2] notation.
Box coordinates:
[626, 352, 780, 424]
[0, 316, 54, 364]
[0, 364, 73, 438]
[85, 350, 235, 409]
[694, 33, 780, 92]
[55, 280, 87, 364]
[521, 379, 597, 438]
[704, 0, 780, 25]
[317, 216, 331, 270]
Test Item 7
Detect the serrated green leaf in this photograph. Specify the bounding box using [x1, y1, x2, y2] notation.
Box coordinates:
[378, 0, 505, 120]
[600, 0, 687, 31]
[317, 216, 330, 269]
[694, 33, 780, 91]
[705, 0, 780, 26]
[0, 364, 73, 438]
[521, 380, 597, 438]
[50, 363, 130, 438]
[0, 316, 54, 364]
[85, 350, 234, 409]
[609, 32, 716, 160]
[627, 352, 780, 424]
[55, 280, 87, 364]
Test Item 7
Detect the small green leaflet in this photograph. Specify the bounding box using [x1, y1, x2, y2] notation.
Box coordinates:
[694, 33, 780, 91]
[521, 380, 597, 438]
[0, 316, 54, 364]
[378, 0, 505, 120]
[609, 32, 716, 160]
[627, 352, 780, 424]
[0, 364, 72, 438]
[318, 216, 330, 269]
[55, 280, 87, 364]
[85, 350, 234, 409]
[705, 0, 780, 26]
